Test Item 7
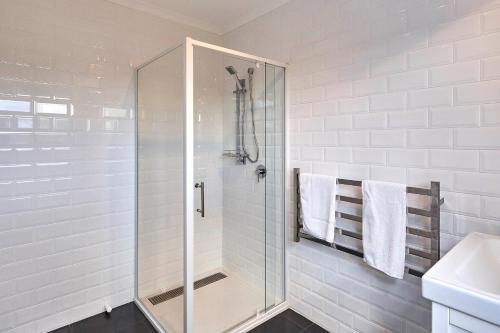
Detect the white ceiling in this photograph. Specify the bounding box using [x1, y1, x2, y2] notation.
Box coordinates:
[108, 0, 291, 35]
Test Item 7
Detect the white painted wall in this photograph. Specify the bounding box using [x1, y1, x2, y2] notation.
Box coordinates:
[224, 0, 500, 332]
[0, 1, 220, 332]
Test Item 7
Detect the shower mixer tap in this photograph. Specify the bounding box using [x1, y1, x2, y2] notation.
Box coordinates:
[255, 165, 266, 182]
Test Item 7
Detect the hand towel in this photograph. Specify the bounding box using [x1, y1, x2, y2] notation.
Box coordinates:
[362, 180, 407, 279]
[299, 173, 337, 243]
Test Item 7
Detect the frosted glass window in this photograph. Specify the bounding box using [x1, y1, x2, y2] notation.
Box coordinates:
[0, 99, 31, 113]
[35, 102, 68, 115]
[103, 107, 128, 118]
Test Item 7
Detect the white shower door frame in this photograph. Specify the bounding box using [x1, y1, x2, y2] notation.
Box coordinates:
[135, 37, 288, 333]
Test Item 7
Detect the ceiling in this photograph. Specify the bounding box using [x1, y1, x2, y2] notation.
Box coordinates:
[108, 0, 291, 35]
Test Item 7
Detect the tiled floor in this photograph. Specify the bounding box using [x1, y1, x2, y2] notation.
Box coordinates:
[49, 303, 157, 333]
[249, 310, 329, 333]
[49, 303, 327, 333]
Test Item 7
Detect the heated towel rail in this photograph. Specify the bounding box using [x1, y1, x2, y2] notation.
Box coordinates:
[293, 168, 444, 277]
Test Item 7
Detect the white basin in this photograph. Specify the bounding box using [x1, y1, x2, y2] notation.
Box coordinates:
[422, 232, 500, 326]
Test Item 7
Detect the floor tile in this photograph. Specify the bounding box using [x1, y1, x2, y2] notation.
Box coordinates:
[303, 323, 329, 332]
[48, 303, 157, 333]
[115, 321, 156, 333]
[48, 304, 328, 333]
[249, 309, 329, 333]
[71, 311, 119, 333]
[49, 327, 71, 333]
[281, 309, 314, 329]
[249, 316, 303, 333]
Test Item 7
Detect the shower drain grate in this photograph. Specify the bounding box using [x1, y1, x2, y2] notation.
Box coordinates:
[148, 272, 227, 306]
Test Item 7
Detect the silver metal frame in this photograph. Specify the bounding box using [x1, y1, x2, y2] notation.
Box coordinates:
[134, 37, 288, 333]
[293, 168, 444, 278]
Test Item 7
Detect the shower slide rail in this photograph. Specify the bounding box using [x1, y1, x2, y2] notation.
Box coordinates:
[293, 168, 444, 278]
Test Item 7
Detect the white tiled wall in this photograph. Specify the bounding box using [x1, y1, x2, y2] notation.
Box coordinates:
[221, 59, 267, 290]
[220, 61, 286, 306]
[4, 0, 500, 331]
[0, 1, 219, 332]
[224, 0, 500, 332]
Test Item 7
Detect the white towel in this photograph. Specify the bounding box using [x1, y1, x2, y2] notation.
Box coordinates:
[362, 180, 407, 279]
[299, 173, 337, 243]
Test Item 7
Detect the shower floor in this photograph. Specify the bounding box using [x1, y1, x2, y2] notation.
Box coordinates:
[141, 273, 264, 333]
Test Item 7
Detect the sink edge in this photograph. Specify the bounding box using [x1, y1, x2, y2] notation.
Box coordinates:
[423, 273, 500, 326]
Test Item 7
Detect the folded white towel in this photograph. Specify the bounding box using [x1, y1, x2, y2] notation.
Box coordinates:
[362, 180, 407, 279]
[299, 173, 337, 243]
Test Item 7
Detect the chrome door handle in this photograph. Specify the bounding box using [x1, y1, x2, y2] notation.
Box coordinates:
[195, 182, 205, 218]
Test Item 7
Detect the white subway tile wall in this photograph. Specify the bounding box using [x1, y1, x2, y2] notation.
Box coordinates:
[221, 59, 268, 292]
[224, 0, 500, 332]
[0, 1, 219, 332]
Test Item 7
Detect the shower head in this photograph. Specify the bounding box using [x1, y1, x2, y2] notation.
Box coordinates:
[225, 66, 244, 90]
[225, 66, 237, 75]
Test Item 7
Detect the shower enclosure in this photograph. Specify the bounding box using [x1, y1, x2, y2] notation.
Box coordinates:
[135, 38, 286, 333]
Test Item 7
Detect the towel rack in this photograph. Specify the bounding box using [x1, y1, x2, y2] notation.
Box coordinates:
[293, 168, 444, 278]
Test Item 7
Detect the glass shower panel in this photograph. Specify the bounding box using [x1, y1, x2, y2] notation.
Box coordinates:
[136, 39, 286, 333]
[220, 55, 267, 297]
[264, 64, 286, 309]
[137, 46, 185, 333]
[192, 45, 267, 332]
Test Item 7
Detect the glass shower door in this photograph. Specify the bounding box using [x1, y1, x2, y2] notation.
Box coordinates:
[191, 45, 267, 333]
[136, 38, 285, 333]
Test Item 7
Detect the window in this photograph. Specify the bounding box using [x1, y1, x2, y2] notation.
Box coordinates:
[0, 99, 31, 113]
[103, 107, 128, 118]
[35, 102, 68, 115]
